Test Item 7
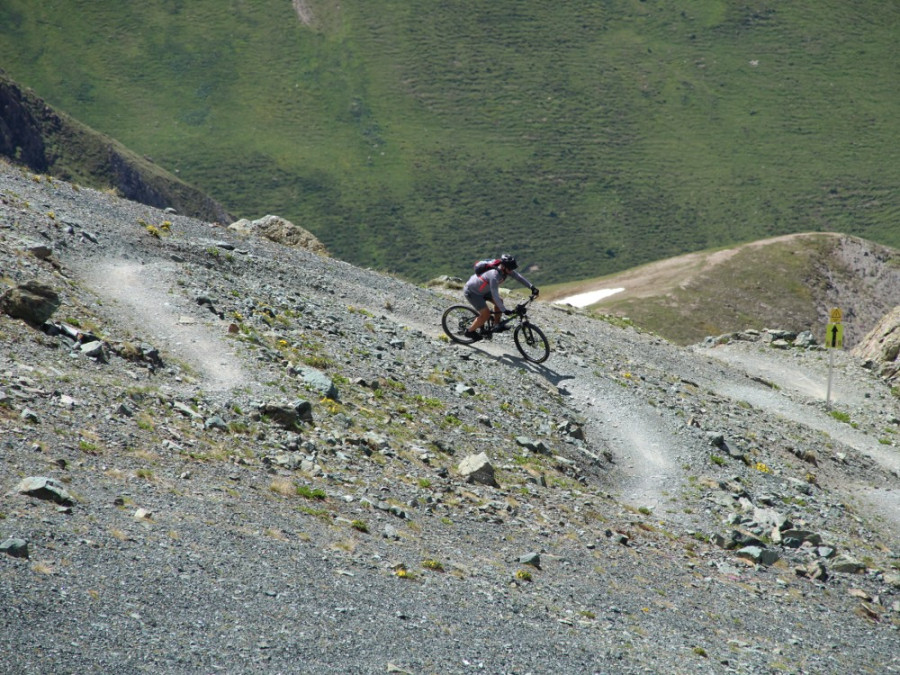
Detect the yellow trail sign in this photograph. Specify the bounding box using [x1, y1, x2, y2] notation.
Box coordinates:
[825, 308, 843, 410]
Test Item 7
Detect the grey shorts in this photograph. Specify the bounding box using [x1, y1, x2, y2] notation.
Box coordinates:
[465, 289, 494, 312]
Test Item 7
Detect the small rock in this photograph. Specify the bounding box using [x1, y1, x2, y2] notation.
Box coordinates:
[780, 529, 822, 548]
[205, 415, 228, 431]
[80, 340, 106, 361]
[516, 437, 551, 455]
[0, 538, 29, 559]
[831, 555, 866, 574]
[605, 529, 630, 546]
[736, 546, 780, 566]
[20, 408, 40, 424]
[173, 401, 202, 419]
[796, 560, 828, 581]
[292, 366, 339, 400]
[518, 552, 541, 568]
[27, 244, 53, 259]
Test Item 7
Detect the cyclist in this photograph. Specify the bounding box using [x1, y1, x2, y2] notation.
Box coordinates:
[463, 254, 539, 341]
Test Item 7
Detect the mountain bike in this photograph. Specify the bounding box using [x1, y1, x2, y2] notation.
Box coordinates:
[441, 295, 550, 363]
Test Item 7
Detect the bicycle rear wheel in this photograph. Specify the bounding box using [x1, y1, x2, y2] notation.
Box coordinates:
[514, 322, 550, 363]
[442, 305, 479, 344]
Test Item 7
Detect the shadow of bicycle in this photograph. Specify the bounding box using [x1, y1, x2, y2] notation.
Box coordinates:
[460, 343, 577, 394]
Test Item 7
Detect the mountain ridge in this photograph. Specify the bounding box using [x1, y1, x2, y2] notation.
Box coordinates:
[545, 231, 900, 347]
[2, 69, 896, 352]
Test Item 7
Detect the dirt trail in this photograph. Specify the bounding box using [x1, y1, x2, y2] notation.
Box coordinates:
[426, 315, 687, 518]
[572, 379, 681, 509]
[721, 374, 900, 532]
[79, 260, 249, 392]
[703, 344, 900, 532]
[704, 344, 899, 470]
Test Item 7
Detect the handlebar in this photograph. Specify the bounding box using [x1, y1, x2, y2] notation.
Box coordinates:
[513, 294, 537, 316]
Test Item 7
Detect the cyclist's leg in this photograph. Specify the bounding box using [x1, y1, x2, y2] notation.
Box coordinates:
[488, 299, 502, 327]
[465, 290, 491, 333]
[469, 307, 491, 332]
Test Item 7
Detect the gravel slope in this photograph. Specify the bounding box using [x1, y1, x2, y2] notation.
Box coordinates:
[1, 160, 899, 674]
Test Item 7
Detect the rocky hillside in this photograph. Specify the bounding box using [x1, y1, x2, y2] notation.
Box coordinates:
[0, 71, 231, 224]
[855, 305, 900, 388]
[1, 158, 899, 674]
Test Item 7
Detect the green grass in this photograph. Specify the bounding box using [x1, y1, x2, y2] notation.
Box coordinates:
[1, 1, 899, 285]
[296, 485, 327, 500]
[587, 233, 829, 343]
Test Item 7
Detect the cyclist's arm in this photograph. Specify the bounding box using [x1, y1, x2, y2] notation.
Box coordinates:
[488, 273, 507, 312]
[509, 270, 536, 293]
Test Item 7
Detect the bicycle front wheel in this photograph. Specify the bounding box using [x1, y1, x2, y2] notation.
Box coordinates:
[442, 305, 479, 344]
[514, 322, 550, 363]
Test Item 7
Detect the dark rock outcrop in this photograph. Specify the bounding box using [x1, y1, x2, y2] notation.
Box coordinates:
[0, 279, 59, 324]
[0, 70, 231, 224]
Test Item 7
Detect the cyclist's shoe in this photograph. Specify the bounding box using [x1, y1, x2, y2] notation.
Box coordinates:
[493, 324, 510, 333]
[463, 330, 482, 342]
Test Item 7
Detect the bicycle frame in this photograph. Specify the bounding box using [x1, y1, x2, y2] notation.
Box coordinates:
[484, 295, 537, 334]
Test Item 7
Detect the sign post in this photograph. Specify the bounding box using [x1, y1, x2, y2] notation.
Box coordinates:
[825, 308, 843, 410]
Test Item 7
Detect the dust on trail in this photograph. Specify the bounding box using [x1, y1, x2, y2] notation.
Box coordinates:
[567, 376, 682, 513]
[80, 260, 248, 392]
[428, 316, 684, 515]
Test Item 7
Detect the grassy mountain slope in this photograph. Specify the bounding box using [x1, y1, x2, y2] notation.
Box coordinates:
[1, 1, 898, 284]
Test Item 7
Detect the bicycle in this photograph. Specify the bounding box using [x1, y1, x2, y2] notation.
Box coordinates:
[441, 295, 550, 364]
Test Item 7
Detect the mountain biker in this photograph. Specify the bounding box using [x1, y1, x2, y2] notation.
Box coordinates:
[463, 254, 539, 341]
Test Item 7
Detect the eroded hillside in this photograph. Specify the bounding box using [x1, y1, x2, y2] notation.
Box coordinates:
[1, 161, 899, 674]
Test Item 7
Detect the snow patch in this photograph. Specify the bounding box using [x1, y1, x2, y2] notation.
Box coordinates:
[553, 288, 625, 308]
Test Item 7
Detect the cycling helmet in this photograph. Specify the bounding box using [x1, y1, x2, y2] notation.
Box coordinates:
[499, 254, 518, 270]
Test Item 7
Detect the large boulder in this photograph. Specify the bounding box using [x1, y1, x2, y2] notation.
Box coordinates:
[457, 452, 499, 487]
[291, 365, 339, 400]
[228, 215, 328, 255]
[853, 305, 900, 383]
[259, 399, 314, 429]
[15, 476, 74, 506]
[0, 279, 60, 324]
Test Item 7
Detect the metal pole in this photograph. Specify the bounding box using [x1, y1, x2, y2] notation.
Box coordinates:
[826, 347, 834, 411]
